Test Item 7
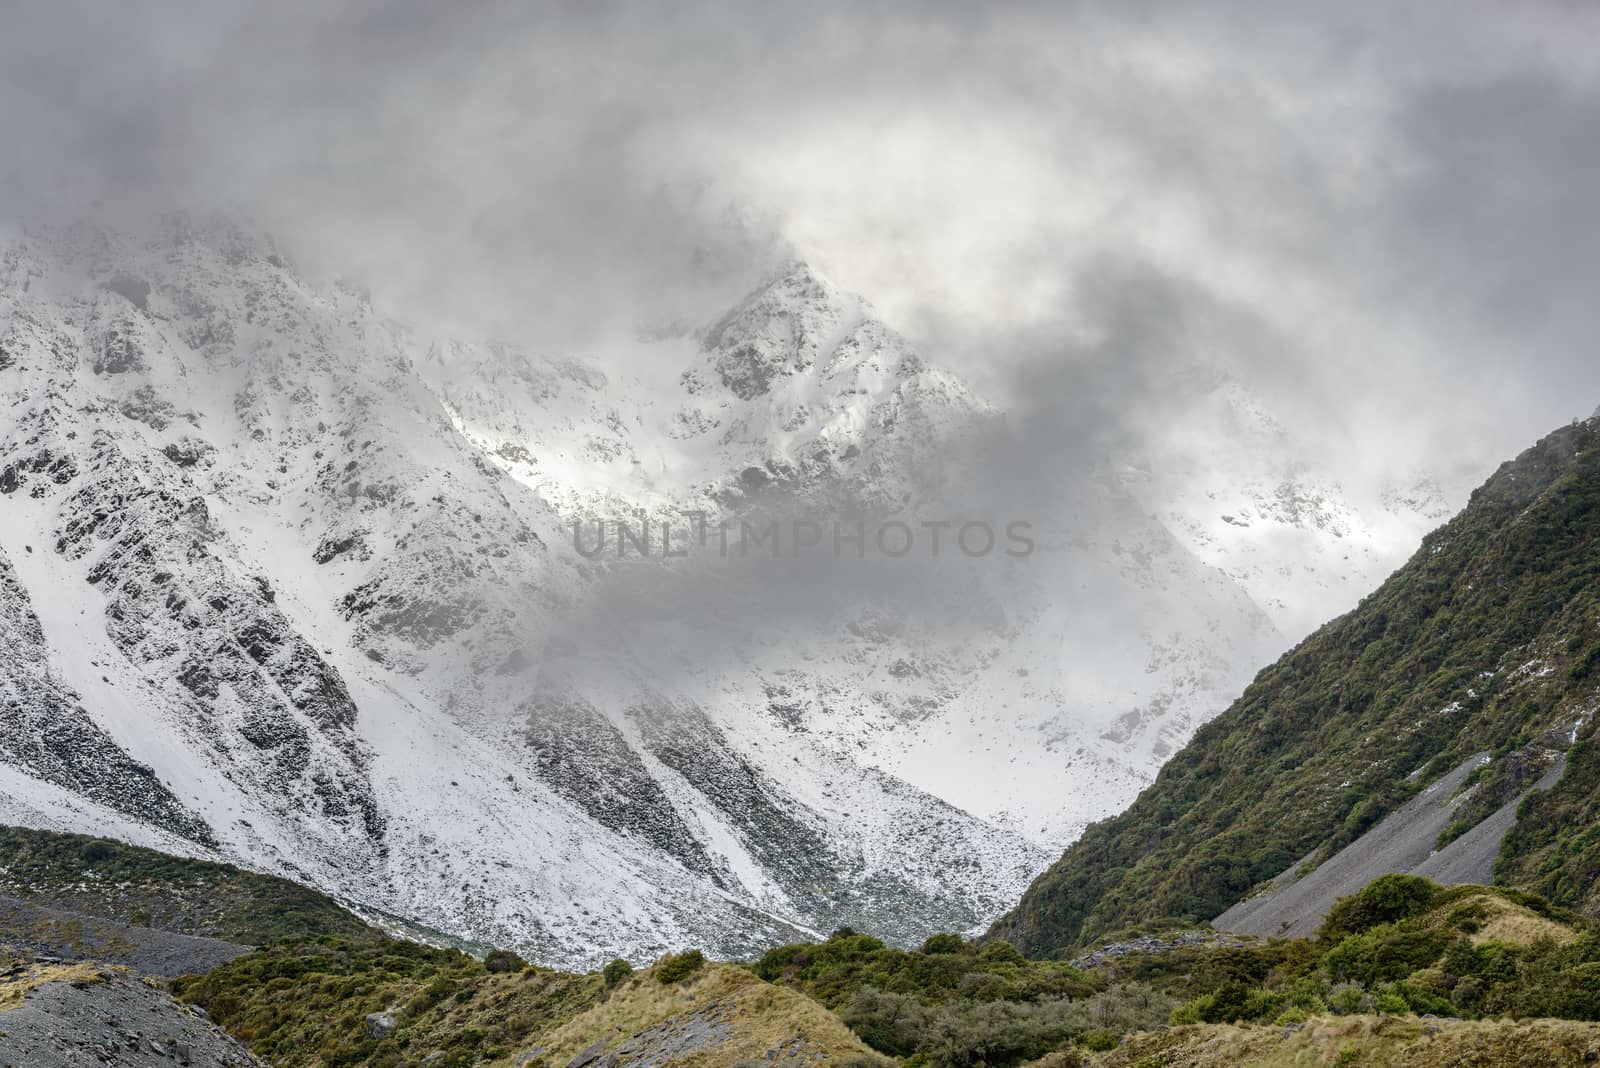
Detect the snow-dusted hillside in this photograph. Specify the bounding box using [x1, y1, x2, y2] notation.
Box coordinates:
[0, 217, 1453, 965]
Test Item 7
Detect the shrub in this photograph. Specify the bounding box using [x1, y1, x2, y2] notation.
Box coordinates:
[1392, 980, 1454, 1016]
[1321, 875, 1443, 941]
[1169, 996, 1209, 1026]
[1327, 982, 1370, 1015]
[845, 983, 1171, 1066]
[752, 930, 1090, 1010]
[982, 940, 1025, 964]
[654, 949, 705, 985]
[841, 987, 932, 1057]
[1321, 923, 1452, 985]
[483, 950, 527, 974]
[1079, 1029, 1117, 1052]
[1196, 982, 1254, 1023]
[751, 943, 810, 983]
[920, 998, 1079, 1067]
[1241, 988, 1287, 1021]
[921, 933, 967, 955]
[1375, 990, 1409, 1014]
[601, 959, 633, 987]
[80, 839, 118, 863]
[412, 975, 460, 1012]
[1451, 976, 1484, 1013]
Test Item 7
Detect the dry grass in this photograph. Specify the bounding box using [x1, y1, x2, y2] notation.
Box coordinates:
[1462, 896, 1578, 948]
[1095, 1014, 1600, 1067]
[527, 962, 877, 1068]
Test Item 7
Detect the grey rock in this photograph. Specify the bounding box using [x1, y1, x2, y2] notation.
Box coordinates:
[102, 273, 153, 311]
[1069, 929, 1228, 970]
[567, 1037, 610, 1068]
[1216, 752, 1568, 940]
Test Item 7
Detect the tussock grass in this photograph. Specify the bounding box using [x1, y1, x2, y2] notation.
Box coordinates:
[0, 956, 108, 1011]
[538, 962, 875, 1068]
[1463, 897, 1578, 948]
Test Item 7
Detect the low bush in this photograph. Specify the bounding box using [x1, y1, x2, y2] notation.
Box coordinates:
[655, 949, 706, 984]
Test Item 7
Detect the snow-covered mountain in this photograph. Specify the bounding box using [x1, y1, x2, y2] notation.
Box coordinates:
[0, 217, 1453, 965]
[1110, 368, 1457, 637]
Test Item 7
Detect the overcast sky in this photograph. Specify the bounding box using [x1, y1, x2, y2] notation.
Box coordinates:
[4, 1, 1599, 488]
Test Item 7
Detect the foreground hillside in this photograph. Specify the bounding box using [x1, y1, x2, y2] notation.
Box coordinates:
[8, 821, 1600, 1066]
[86, 873, 1600, 1066]
[0, 954, 269, 1067]
[990, 415, 1600, 957]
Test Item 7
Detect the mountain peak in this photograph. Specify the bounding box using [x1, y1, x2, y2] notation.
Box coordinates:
[745, 258, 839, 301]
[696, 261, 867, 401]
[702, 259, 852, 342]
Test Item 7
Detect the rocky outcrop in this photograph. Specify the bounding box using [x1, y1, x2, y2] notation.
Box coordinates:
[0, 959, 265, 1068]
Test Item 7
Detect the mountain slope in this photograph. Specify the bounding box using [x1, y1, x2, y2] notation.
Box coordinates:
[0, 216, 1458, 965]
[990, 415, 1600, 956]
[0, 824, 372, 947]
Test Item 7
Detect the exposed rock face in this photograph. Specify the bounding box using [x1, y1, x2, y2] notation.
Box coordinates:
[1214, 752, 1571, 940]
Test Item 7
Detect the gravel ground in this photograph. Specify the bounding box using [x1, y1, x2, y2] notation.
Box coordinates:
[0, 969, 265, 1068]
[1415, 757, 1567, 885]
[1215, 754, 1484, 939]
[1214, 752, 1566, 939]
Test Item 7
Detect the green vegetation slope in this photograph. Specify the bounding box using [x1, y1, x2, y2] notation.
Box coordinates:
[989, 417, 1600, 957]
[0, 824, 371, 945]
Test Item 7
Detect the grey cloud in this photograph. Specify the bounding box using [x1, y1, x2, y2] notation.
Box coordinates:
[1391, 72, 1600, 355]
[4, 1, 1599, 486]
